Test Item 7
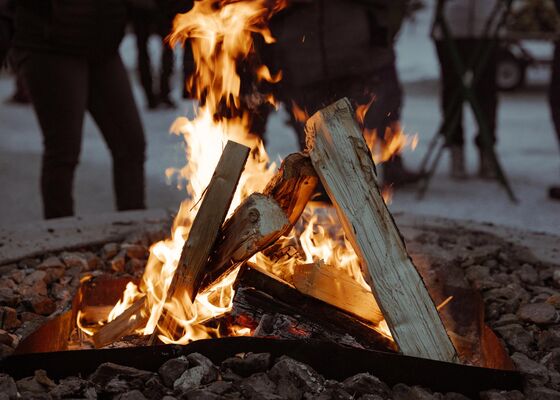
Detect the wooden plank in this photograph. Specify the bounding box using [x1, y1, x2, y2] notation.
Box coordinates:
[305, 98, 458, 362]
[292, 262, 383, 324]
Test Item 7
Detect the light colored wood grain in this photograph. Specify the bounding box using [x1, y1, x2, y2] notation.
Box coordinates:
[93, 297, 147, 348]
[305, 98, 458, 362]
[293, 262, 383, 323]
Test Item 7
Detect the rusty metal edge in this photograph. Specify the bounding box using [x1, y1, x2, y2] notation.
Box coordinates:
[0, 337, 522, 398]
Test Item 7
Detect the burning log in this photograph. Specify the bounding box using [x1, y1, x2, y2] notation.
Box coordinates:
[199, 153, 318, 291]
[95, 141, 250, 346]
[92, 297, 147, 348]
[230, 265, 395, 351]
[292, 262, 383, 324]
[305, 98, 458, 362]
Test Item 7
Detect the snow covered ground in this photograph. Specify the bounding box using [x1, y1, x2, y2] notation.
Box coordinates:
[1, 3, 559, 235]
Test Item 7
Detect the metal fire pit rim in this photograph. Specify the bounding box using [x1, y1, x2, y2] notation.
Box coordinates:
[0, 337, 522, 398]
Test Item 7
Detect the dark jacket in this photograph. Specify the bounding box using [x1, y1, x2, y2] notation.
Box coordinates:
[270, 0, 406, 87]
[14, 0, 127, 58]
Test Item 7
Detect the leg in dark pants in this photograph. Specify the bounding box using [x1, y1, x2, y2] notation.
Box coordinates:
[156, 16, 175, 104]
[548, 41, 560, 199]
[87, 53, 146, 211]
[16, 50, 88, 218]
[132, 12, 157, 108]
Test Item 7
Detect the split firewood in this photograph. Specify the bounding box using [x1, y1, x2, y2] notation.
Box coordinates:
[92, 297, 147, 348]
[199, 193, 290, 290]
[292, 262, 383, 323]
[305, 98, 458, 362]
[262, 152, 319, 225]
[95, 141, 250, 346]
[198, 152, 318, 293]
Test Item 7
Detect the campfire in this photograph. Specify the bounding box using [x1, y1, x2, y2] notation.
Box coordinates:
[0, 0, 536, 398]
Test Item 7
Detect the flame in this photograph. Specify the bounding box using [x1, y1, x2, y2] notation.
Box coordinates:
[76, 0, 404, 348]
[356, 100, 418, 165]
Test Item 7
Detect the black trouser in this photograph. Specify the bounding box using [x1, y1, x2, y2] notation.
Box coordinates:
[277, 63, 403, 151]
[131, 10, 174, 102]
[549, 41, 560, 151]
[14, 49, 146, 219]
[435, 38, 498, 148]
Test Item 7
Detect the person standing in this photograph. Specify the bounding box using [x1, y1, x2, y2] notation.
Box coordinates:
[548, 0, 560, 200]
[12, 0, 146, 219]
[130, 0, 176, 109]
[269, 0, 420, 187]
[433, 0, 502, 179]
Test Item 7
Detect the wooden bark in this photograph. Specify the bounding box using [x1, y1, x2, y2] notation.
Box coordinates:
[305, 98, 458, 362]
[230, 265, 395, 351]
[200, 193, 290, 290]
[92, 297, 147, 348]
[199, 152, 317, 292]
[262, 152, 318, 225]
[293, 262, 383, 324]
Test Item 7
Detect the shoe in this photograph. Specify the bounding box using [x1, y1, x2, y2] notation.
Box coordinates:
[160, 96, 177, 109]
[449, 145, 467, 180]
[478, 149, 498, 179]
[382, 156, 423, 187]
[147, 95, 159, 110]
[549, 186, 560, 200]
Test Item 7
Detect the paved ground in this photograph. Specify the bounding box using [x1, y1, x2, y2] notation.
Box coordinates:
[1, 3, 559, 235]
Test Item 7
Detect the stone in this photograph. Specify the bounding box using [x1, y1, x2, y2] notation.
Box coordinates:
[0, 279, 16, 291]
[19, 273, 48, 297]
[143, 376, 167, 400]
[511, 352, 549, 385]
[159, 357, 189, 388]
[83, 252, 102, 270]
[186, 353, 219, 384]
[494, 324, 534, 353]
[465, 265, 498, 290]
[275, 378, 302, 400]
[357, 396, 384, 400]
[221, 353, 271, 377]
[8, 270, 24, 284]
[538, 329, 560, 351]
[0, 373, 17, 400]
[115, 390, 148, 400]
[126, 259, 145, 276]
[518, 264, 539, 285]
[548, 295, 560, 309]
[342, 373, 390, 397]
[37, 257, 65, 270]
[0, 265, 17, 277]
[20, 312, 43, 323]
[27, 296, 56, 316]
[492, 314, 519, 328]
[105, 378, 133, 394]
[479, 391, 508, 400]
[0, 288, 19, 307]
[60, 252, 89, 270]
[205, 380, 233, 395]
[313, 387, 353, 400]
[182, 389, 222, 400]
[526, 387, 560, 400]
[51, 283, 71, 302]
[90, 363, 154, 387]
[268, 356, 324, 394]
[49, 376, 87, 399]
[173, 366, 205, 393]
[517, 303, 557, 324]
[18, 258, 40, 269]
[553, 270, 560, 288]
[0, 330, 14, 347]
[42, 267, 65, 284]
[392, 384, 434, 400]
[238, 372, 277, 398]
[0, 307, 21, 330]
[110, 251, 127, 273]
[442, 393, 470, 400]
[16, 370, 55, 395]
[484, 285, 529, 314]
[122, 244, 148, 260]
[542, 348, 560, 371]
[102, 243, 120, 260]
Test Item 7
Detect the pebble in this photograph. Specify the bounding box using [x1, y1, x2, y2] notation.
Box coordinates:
[511, 352, 549, 385]
[60, 252, 89, 270]
[158, 356, 189, 388]
[517, 303, 557, 325]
